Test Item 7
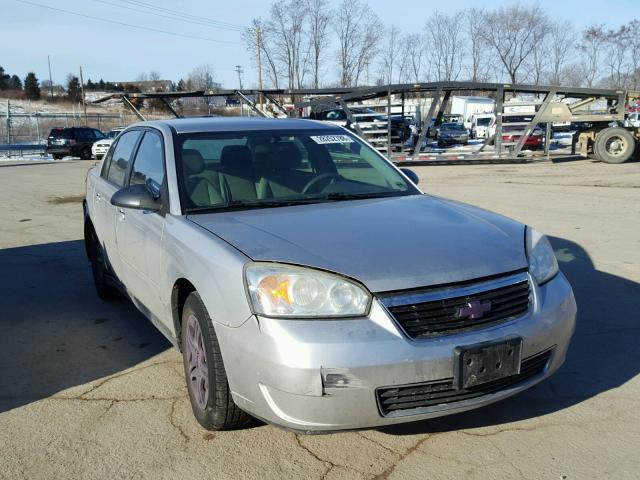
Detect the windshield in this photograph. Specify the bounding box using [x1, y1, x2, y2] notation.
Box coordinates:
[476, 117, 492, 126]
[107, 130, 122, 138]
[176, 128, 418, 212]
[441, 123, 465, 131]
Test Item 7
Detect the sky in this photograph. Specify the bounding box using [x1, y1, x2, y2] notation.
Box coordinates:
[1, 0, 637, 89]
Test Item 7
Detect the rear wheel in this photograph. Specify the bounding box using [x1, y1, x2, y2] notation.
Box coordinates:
[52, 154, 63, 160]
[594, 127, 635, 164]
[181, 292, 251, 431]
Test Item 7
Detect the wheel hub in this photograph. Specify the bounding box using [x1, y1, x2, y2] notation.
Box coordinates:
[186, 314, 208, 410]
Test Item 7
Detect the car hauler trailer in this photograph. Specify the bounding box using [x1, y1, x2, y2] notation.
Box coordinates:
[96, 81, 640, 164]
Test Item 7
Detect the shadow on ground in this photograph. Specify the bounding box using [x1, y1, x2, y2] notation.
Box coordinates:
[0, 240, 170, 413]
[382, 235, 640, 435]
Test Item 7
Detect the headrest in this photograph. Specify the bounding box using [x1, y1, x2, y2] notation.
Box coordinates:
[253, 142, 301, 170]
[182, 149, 204, 175]
[220, 145, 253, 171]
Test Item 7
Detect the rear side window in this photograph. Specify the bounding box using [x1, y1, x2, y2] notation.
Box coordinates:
[106, 130, 141, 186]
[129, 131, 165, 198]
[49, 128, 72, 139]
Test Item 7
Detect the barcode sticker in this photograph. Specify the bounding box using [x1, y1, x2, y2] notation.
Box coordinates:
[310, 135, 354, 144]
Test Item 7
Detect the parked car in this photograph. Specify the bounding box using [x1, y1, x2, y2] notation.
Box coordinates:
[501, 125, 544, 150]
[437, 122, 470, 147]
[46, 127, 106, 160]
[92, 127, 125, 160]
[84, 117, 576, 432]
[625, 112, 640, 128]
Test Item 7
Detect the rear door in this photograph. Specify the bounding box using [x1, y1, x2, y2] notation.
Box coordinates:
[92, 130, 142, 282]
[114, 129, 168, 322]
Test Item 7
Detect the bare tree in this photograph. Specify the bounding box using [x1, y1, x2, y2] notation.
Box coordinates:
[306, 0, 330, 88]
[334, 0, 382, 87]
[186, 65, 216, 90]
[244, 19, 282, 90]
[269, 0, 310, 89]
[379, 25, 402, 85]
[404, 33, 426, 83]
[148, 70, 162, 82]
[425, 11, 464, 81]
[628, 19, 640, 89]
[579, 25, 606, 88]
[482, 5, 548, 83]
[526, 19, 551, 85]
[603, 25, 631, 88]
[465, 8, 492, 82]
[548, 20, 576, 85]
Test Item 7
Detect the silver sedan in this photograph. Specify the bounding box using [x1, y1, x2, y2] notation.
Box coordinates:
[83, 117, 576, 432]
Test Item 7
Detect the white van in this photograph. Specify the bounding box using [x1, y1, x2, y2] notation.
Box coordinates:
[470, 113, 495, 139]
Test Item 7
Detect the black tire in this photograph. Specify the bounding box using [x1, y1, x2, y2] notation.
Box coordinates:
[83, 147, 93, 160]
[594, 127, 635, 164]
[87, 227, 122, 301]
[52, 154, 63, 160]
[181, 292, 251, 431]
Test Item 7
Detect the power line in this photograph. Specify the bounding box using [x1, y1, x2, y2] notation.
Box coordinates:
[14, 0, 242, 44]
[113, 0, 245, 31]
[91, 0, 245, 32]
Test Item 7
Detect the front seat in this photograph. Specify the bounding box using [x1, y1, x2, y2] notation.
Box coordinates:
[256, 142, 313, 198]
[219, 145, 257, 201]
[181, 149, 223, 207]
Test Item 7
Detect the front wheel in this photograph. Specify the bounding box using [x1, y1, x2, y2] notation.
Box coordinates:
[181, 292, 251, 431]
[594, 127, 635, 164]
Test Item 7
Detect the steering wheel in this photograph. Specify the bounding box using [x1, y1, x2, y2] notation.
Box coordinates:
[302, 173, 342, 194]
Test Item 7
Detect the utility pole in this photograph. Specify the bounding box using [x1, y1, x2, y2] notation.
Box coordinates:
[234, 65, 244, 90]
[256, 28, 263, 109]
[79, 66, 87, 126]
[47, 55, 54, 99]
[234, 65, 244, 117]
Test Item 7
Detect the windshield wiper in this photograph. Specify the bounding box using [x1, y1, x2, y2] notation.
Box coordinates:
[184, 198, 323, 214]
[311, 191, 405, 202]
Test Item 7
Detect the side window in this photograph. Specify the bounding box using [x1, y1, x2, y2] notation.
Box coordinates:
[106, 130, 141, 186]
[129, 131, 165, 199]
[100, 139, 116, 179]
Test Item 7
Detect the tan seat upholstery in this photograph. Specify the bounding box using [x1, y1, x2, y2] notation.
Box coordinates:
[219, 145, 257, 201]
[182, 149, 223, 207]
[255, 142, 314, 198]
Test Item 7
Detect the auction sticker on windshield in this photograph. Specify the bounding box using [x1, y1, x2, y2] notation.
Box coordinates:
[310, 135, 354, 144]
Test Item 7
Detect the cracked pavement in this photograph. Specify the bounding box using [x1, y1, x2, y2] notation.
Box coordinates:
[1, 159, 639, 479]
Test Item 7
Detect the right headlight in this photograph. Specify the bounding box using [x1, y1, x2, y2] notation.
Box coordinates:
[244, 262, 372, 318]
[526, 227, 559, 285]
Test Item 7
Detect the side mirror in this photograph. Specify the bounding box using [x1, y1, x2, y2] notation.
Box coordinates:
[400, 168, 420, 186]
[111, 184, 160, 211]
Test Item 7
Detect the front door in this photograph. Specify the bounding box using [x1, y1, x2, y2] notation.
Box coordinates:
[114, 130, 168, 325]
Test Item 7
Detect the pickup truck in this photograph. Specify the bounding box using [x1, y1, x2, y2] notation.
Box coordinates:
[83, 117, 576, 432]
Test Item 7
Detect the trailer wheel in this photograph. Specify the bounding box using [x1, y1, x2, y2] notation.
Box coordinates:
[594, 127, 635, 164]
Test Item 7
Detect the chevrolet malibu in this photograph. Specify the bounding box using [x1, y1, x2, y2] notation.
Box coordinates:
[83, 117, 576, 432]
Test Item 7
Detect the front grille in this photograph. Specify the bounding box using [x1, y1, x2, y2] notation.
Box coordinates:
[383, 274, 531, 339]
[377, 349, 552, 416]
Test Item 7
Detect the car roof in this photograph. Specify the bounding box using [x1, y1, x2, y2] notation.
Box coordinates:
[135, 117, 338, 134]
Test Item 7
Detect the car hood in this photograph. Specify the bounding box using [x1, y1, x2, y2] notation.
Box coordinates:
[189, 195, 527, 293]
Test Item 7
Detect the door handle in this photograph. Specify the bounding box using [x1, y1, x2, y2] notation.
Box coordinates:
[117, 207, 126, 219]
[95, 192, 102, 201]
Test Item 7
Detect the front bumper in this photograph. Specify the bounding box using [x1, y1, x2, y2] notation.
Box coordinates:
[92, 144, 110, 158]
[217, 272, 576, 432]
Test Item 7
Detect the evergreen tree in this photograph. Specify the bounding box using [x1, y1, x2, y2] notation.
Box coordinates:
[24, 72, 40, 100]
[0, 66, 9, 90]
[176, 78, 186, 91]
[98, 78, 105, 90]
[86, 78, 94, 90]
[9, 74, 22, 90]
[66, 75, 81, 101]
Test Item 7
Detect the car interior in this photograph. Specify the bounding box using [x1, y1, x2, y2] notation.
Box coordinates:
[178, 132, 411, 209]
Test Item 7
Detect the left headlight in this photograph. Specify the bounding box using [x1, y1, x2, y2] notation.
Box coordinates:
[526, 227, 559, 285]
[244, 263, 372, 318]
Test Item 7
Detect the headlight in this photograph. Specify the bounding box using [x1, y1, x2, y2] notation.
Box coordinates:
[526, 227, 559, 285]
[244, 263, 371, 318]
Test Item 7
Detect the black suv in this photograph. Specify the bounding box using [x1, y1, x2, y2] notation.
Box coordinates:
[46, 127, 106, 160]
